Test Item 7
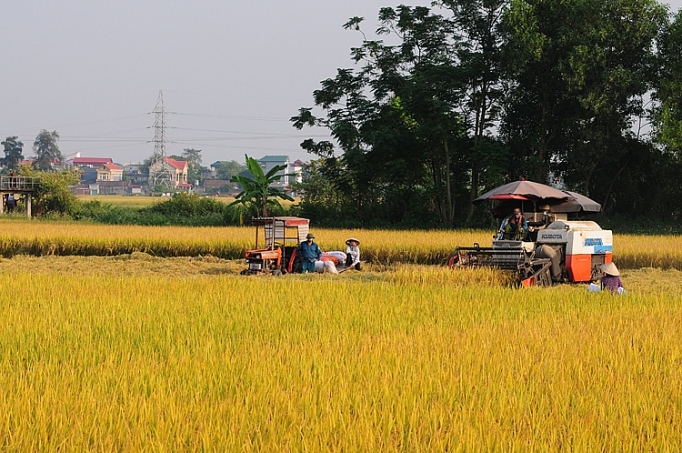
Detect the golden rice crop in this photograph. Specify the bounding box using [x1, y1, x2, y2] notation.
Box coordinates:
[2, 219, 682, 270]
[0, 219, 491, 263]
[0, 262, 681, 451]
[611, 234, 682, 270]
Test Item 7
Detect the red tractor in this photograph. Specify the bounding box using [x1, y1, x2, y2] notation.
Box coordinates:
[241, 217, 310, 275]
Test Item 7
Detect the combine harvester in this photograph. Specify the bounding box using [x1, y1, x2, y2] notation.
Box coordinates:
[450, 181, 613, 287]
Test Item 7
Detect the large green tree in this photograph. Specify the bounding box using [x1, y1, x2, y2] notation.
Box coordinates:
[292, 0, 682, 224]
[654, 9, 682, 153]
[293, 6, 479, 226]
[1, 136, 24, 171]
[19, 166, 80, 216]
[214, 160, 246, 181]
[501, 0, 667, 200]
[32, 130, 63, 171]
[437, 0, 509, 220]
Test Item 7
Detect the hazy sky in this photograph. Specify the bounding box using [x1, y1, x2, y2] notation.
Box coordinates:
[2, 1, 681, 167]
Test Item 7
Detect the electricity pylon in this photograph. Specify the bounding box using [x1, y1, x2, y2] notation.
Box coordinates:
[148, 90, 174, 192]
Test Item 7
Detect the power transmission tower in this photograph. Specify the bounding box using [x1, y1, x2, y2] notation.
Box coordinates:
[148, 90, 174, 192]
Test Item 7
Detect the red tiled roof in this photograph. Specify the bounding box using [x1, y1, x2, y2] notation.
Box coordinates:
[101, 163, 122, 171]
[163, 157, 188, 171]
[74, 157, 113, 165]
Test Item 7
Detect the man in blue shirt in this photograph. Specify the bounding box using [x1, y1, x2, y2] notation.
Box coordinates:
[297, 233, 322, 273]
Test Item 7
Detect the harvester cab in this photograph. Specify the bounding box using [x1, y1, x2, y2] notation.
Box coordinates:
[241, 216, 310, 275]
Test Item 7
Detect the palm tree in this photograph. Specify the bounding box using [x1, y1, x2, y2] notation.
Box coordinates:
[230, 155, 294, 217]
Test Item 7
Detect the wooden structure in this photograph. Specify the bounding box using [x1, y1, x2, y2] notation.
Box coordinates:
[0, 176, 39, 218]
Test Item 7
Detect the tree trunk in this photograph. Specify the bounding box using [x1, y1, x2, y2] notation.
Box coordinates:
[443, 138, 455, 226]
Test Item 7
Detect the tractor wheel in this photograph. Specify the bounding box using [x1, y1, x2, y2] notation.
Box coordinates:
[271, 269, 282, 276]
[240, 269, 251, 275]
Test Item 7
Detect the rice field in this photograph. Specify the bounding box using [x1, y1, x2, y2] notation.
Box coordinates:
[1, 219, 681, 269]
[1, 222, 682, 450]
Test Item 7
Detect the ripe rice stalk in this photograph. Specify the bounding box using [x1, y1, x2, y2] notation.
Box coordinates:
[0, 269, 681, 450]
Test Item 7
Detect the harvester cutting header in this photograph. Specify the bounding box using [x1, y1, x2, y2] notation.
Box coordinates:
[450, 180, 612, 287]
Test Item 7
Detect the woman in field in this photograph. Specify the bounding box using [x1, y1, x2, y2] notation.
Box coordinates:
[601, 262, 626, 294]
[345, 237, 361, 271]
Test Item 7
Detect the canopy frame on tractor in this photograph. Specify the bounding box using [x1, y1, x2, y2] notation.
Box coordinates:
[241, 216, 309, 275]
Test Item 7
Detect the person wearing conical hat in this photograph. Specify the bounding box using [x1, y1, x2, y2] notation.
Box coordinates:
[600, 262, 625, 294]
[345, 237, 362, 271]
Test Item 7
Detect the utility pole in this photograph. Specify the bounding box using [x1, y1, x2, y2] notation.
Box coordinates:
[148, 90, 174, 192]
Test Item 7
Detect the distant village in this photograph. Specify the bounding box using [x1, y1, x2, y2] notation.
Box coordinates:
[66, 154, 305, 196]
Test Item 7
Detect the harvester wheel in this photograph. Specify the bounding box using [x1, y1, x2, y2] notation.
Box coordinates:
[271, 269, 282, 276]
[535, 265, 552, 287]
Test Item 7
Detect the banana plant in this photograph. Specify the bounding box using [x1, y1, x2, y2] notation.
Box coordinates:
[229, 155, 294, 218]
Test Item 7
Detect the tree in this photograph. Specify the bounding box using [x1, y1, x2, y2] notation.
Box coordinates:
[1, 136, 24, 171]
[215, 160, 246, 181]
[292, 6, 475, 226]
[18, 166, 80, 217]
[33, 130, 63, 171]
[182, 148, 203, 183]
[500, 0, 667, 200]
[654, 9, 682, 153]
[229, 155, 294, 217]
[436, 0, 509, 220]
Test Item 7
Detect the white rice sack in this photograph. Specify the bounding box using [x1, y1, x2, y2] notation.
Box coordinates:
[324, 261, 339, 274]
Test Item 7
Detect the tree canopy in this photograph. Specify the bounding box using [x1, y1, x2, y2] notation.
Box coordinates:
[292, 0, 682, 226]
[32, 130, 63, 172]
[1, 136, 24, 172]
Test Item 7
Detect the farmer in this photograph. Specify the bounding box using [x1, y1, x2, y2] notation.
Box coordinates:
[600, 262, 626, 295]
[297, 232, 322, 273]
[6, 194, 15, 213]
[498, 208, 528, 240]
[345, 237, 361, 271]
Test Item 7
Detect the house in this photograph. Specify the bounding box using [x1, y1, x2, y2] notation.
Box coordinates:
[290, 159, 304, 185]
[79, 167, 98, 184]
[70, 183, 101, 195]
[123, 163, 147, 185]
[71, 156, 117, 185]
[73, 157, 114, 167]
[96, 163, 123, 182]
[257, 155, 290, 186]
[148, 156, 190, 190]
[98, 180, 129, 195]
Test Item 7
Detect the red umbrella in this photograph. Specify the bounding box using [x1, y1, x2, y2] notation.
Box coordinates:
[474, 180, 572, 204]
